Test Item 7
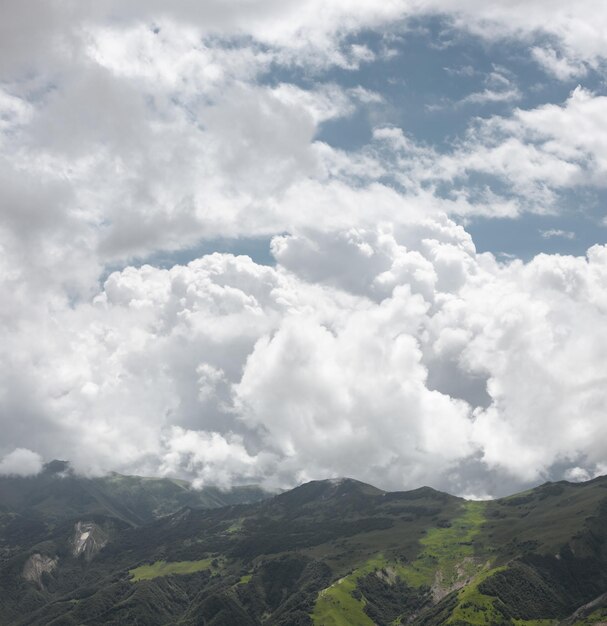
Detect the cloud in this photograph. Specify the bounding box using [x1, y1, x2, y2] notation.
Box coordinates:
[0, 4, 604, 309]
[531, 47, 588, 81]
[459, 87, 520, 106]
[431, 1, 607, 77]
[457, 69, 521, 107]
[233, 299, 475, 489]
[159, 427, 273, 490]
[1, 2, 607, 498]
[449, 87, 607, 207]
[461, 248, 607, 482]
[443, 65, 477, 78]
[540, 229, 576, 240]
[4, 1, 607, 85]
[1, 218, 607, 494]
[368, 88, 607, 218]
[0, 448, 43, 477]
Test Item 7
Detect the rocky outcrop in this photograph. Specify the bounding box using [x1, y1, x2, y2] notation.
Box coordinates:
[22, 553, 58, 589]
[70, 521, 108, 561]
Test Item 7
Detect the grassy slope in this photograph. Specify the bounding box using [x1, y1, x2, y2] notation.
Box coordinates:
[312, 496, 581, 626]
[313, 569, 375, 626]
[301, 487, 463, 583]
[312, 501, 487, 626]
[447, 566, 508, 624]
[401, 500, 486, 589]
[129, 558, 213, 581]
[442, 478, 607, 626]
[445, 564, 556, 625]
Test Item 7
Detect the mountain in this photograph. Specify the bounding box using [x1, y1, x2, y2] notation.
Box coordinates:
[1, 471, 607, 625]
[0, 460, 272, 580]
[0, 460, 271, 527]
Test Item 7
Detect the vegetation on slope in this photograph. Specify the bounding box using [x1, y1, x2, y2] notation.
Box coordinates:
[3, 473, 607, 625]
[401, 500, 486, 590]
[129, 558, 215, 581]
[313, 500, 486, 626]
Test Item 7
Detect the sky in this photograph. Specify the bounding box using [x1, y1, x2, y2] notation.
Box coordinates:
[1, 1, 607, 497]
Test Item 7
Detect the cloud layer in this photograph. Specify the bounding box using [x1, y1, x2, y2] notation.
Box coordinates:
[3, 221, 607, 494]
[1, 2, 607, 496]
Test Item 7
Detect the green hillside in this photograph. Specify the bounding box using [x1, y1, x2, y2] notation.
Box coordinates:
[2, 472, 607, 625]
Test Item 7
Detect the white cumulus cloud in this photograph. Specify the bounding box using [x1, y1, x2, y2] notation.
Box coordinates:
[0, 448, 44, 477]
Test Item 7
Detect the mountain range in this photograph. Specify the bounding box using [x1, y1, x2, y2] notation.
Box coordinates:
[1, 462, 607, 625]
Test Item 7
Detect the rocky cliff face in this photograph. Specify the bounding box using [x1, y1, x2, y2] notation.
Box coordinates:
[22, 553, 58, 589]
[70, 521, 108, 561]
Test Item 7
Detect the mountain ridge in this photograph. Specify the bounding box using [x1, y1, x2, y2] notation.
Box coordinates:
[0, 460, 274, 528]
[2, 468, 607, 625]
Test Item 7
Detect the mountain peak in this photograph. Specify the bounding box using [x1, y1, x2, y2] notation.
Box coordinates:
[273, 477, 384, 509]
[321, 477, 384, 495]
[42, 460, 72, 476]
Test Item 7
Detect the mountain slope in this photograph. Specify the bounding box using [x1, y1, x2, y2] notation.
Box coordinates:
[0, 460, 271, 524]
[2, 473, 607, 625]
[0, 461, 273, 574]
